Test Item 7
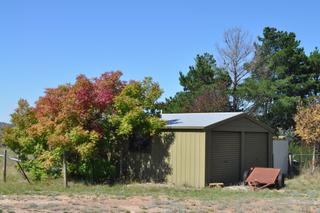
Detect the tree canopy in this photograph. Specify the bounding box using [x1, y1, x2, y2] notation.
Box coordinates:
[164, 53, 231, 113]
[2, 72, 165, 182]
[164, 27, 320, 132]
[239, 27, 320, 130]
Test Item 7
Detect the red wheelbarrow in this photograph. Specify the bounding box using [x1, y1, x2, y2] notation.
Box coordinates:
[243, 167, 284, 189]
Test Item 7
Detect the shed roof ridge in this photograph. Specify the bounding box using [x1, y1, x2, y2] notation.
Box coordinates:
[162, 112, 245, 129]
[162, 112, 243, 115]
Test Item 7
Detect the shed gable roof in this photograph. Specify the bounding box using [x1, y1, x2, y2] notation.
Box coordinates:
[162, 112, 243, 129]
[162, 112, 274, 132]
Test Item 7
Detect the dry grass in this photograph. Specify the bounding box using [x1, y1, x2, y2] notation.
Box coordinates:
[0, 192, 319, 213]
[0, 172, 319, 212]
[0, 148, 319, 212]
[286, 169, 320, 198]
[287, 169, 320, 189]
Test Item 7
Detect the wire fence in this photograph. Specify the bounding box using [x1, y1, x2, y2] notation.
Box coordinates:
[0, 149, 30, 183]
[291, 153, 320, 169]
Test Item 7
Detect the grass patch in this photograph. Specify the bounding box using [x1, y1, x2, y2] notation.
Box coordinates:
[0, 147, 319, 201]
[286, 169, 320, 195]
[0, 177, 299, 200]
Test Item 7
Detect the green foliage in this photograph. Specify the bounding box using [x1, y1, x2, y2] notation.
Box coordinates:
[1, 100, 38, 158]
[163, 92, 193, 113]
[179, 53, 230, 92]
[165, 53, 231, 113]
[239, 27, 320, 130]
[112, 77, 164, 137]
[289, 141, 313, 155]
[308, 48, 320, 97]
[0, 122, 11, 144]
[109, 77, 165, 179]
[21, 160, 48, 180]
[165, 28, 319, 131]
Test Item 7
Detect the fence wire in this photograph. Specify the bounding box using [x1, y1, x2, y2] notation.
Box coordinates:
[291, 153, 320, 169]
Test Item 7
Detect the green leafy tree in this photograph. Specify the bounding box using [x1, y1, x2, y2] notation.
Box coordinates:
[164, 92, 194, 113]
[308, 48, 320, 97]
[0, 123, 12, 145]
[109, 77, 165, 180]
[179, 53, 230, 92]
[240, 27, 320, 130]
[165, 53, 231, 112]
[1, 99, 48, 179]
[1, 99, 37, 157]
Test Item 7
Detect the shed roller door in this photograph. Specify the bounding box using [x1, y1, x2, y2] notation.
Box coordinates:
[212, 132, 241, 184]
[244, 132, 268, 172]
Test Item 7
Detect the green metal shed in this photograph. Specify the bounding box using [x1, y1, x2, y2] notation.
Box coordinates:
[157, 112, 274, 188]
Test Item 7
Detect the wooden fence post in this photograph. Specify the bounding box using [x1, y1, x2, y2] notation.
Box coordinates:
[3, 149, 7, 182]
[63, 152, 68, 188]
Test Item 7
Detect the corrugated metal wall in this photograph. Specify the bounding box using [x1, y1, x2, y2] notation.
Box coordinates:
[166, 131, 206, 188]
[273, 140, 288, 175]
[243, 132, 268, 171]
[206, 131, 241, 184]
[213, 117, 267, 132]
[205, 117, 271, 185]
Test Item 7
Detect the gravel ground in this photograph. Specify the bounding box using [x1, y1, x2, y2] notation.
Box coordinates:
[0, 194, 319, 213]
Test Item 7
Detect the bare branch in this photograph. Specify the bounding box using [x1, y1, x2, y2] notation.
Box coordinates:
[217, 27, 254, 111]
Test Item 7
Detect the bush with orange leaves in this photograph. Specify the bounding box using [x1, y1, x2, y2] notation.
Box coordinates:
[294, 98, 320, 173]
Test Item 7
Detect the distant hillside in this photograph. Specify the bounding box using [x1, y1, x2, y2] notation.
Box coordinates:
[0, 122, 9, 132]
[0, 122, 9, 126]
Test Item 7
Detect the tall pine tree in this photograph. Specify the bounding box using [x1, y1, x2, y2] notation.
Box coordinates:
[240, 27, 320, 130]
[164, 53, 231, 113]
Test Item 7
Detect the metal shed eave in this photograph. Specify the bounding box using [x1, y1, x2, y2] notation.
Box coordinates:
[162, 126, 205, 130]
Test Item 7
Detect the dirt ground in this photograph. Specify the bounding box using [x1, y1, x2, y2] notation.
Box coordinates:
[0, 194, 319, 213]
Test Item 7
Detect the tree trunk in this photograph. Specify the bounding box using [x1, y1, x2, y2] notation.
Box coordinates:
[315, 143, 320, 172]
[63, 152, 68, 188]
[3, 149, 7, 182]
[119, 151, 123, 180]
[232, 75, 238, 112]
[312, 143, 316, 174]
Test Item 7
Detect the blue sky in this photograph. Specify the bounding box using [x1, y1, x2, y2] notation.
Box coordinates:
[1, 0, 319, 122]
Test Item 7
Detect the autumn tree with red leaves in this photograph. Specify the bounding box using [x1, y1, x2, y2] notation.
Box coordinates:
[2, 72, 164, 182]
